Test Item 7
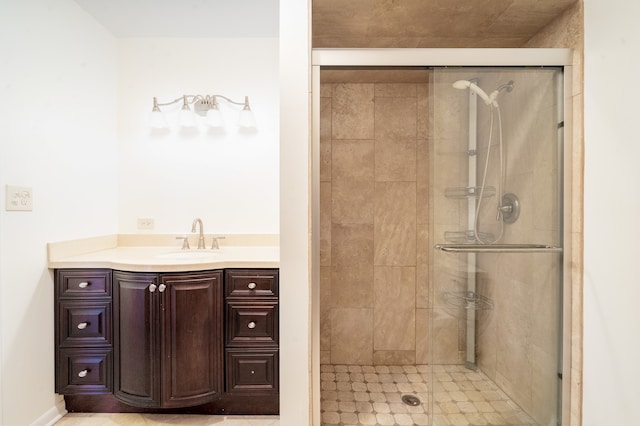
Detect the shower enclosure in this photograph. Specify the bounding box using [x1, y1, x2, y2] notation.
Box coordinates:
[312, 50, 571, 426]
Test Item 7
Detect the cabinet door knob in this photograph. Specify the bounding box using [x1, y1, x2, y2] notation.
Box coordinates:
[77, 322, 89, 330]
[149, 284, 157, 293]
[158, 284, 167, 293]
[78, 369, 89, 378]
[247, 282, 257, 290]
[247, 321, 256, 329]
[78, 282, 89, 288]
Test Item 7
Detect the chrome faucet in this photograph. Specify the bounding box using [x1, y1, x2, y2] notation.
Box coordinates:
[191, 218, 205, 249]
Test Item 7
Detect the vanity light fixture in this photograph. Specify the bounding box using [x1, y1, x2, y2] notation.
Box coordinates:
[150, 94, 255, 130]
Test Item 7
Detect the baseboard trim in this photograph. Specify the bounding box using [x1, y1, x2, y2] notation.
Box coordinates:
[31, 397, 67, 426]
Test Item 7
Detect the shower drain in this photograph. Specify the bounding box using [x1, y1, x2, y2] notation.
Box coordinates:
[401, 394, 421, 406]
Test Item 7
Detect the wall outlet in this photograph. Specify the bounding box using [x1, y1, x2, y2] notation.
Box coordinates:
[137, 218, 154, 230]
[5, 185, 33, 211]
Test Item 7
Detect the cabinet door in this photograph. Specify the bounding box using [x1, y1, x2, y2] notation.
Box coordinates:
[160, 271, 224, 408]
[113, 271, 161, 407]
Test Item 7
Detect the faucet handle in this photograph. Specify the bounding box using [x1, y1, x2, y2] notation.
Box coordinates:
[210, 236, 226, 250]
[176, 236, 190, 250]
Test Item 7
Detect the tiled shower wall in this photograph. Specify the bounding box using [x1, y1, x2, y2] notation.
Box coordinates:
[319, 75, 431, 365]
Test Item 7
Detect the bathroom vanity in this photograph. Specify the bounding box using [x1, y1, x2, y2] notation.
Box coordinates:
[50, 237, 279, 414]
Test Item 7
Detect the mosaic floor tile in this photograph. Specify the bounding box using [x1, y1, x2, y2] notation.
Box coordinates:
[320, 364, 536, 426]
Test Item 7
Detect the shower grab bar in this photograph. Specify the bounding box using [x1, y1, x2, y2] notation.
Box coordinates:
[434, 244, 562, 253]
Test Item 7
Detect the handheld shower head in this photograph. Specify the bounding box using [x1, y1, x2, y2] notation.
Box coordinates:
[452, 80, 471, 90]
[452, 79, 494, 106]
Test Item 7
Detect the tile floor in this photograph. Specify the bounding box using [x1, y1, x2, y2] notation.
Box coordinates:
[54, 364, 535, 426]
[54, 414, 279, 425]
[320, 364, 536, 426]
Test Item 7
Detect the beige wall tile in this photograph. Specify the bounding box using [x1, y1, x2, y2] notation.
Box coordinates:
[417, 84, 429, 139]
[331, 308, 374, 365]
[320, 95, 332, 183]
[332, 83, 375, 140]
[416, 138, 429, 224]
[374, 266, 416, 351]
[415, 308, 430, 364]
[373, 350, 416, 365]
[320, 182, 332, 266]
[332, 180, 375, 224]
[375, 96, 417, 140]
[374, 182, 417, 266]
[320, 138, 332, 183]
[375, 83, 417, 98]
[431, 307, 463, 364]
[331, 223, 374, 308]
[374, 137, 417, 182]
[416, 226, 429, 308]
[332, 139, 375, 181]
[530, 345, 560, 426]
[321, 83, 333, 98]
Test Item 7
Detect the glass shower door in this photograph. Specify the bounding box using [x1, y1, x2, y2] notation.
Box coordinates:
[429, 67, 563, 426]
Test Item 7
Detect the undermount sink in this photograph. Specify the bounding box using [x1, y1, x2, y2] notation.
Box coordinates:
[155, 250, 222, 260]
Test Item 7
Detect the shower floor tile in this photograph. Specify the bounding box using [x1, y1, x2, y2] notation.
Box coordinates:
[320, 364, 536, 426]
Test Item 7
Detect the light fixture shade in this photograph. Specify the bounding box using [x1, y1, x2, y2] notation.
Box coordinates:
[150, 97, 169, 129]
[238, 108, 256, 128]
[150, 110, 169, 129]
[178, 107, 197, 128]
[205, 107, 224, 128]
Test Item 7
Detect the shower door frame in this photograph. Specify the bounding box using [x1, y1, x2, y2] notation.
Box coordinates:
[310, 48, 576, 426]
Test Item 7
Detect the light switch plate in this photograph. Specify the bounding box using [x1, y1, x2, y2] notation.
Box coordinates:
[5, 185, 32, 211]
[137, 218, 154, 229]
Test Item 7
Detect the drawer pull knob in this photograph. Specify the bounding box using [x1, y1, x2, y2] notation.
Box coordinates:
[248, 282, 257, 290]
[78, 369, 89, 378]
[77, 322, 89, 330]
[149, 284, 157, 293]
[78, 282, 89, 289]
[158, 284, 167, 293]
[251, 370, 255, 374]
[248, 321, 256, 329]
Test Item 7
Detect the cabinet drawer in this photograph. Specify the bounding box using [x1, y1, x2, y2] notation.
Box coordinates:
[226, 301, 278, 346]
[226, 349, 278, 393]
[58, 300, 112, 347]
[56, 348, 112, 394]
[225, 269, 278, 298]
[57, 269, 112, 298]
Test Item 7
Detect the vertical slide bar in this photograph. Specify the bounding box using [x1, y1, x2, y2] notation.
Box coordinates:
[466, 81, 478, 369]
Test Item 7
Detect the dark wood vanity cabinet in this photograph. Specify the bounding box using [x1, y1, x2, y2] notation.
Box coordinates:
[113, 270, 223, 408]
[225, 269, 279, 394]
[55, 267, 279, 414]
[55, 269, 113, 395]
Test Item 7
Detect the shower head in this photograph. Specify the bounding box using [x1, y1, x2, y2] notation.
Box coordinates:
[452, 79, 495, 106]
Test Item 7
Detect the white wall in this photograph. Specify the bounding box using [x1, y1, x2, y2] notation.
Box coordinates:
[117, 38, 279, 235]
[279, 0, 311, 425]
[584, 0, 640, 424]
[0, 1, 119, 424]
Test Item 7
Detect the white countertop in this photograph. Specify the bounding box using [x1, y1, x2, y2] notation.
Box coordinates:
[47, 235, 280, 272]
